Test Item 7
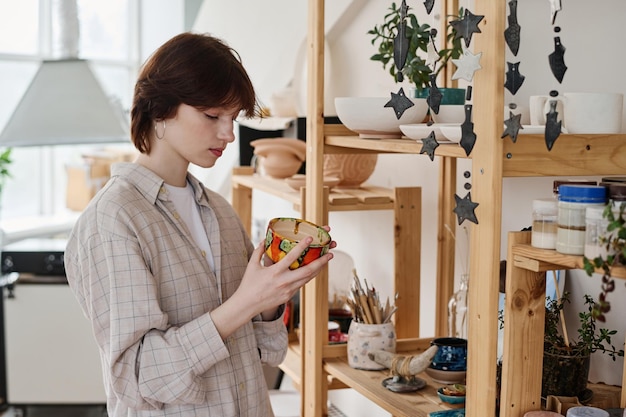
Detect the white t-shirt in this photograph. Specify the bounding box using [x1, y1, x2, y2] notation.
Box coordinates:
[164, 181, 215, 272]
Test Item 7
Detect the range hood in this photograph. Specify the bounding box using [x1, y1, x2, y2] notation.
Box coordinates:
[0, 0, 129, 147]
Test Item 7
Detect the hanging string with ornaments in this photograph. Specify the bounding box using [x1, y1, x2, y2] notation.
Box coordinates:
[448, 3, 484, 226]
[502, 0, 525, 144]
[544, 0, 567, 150]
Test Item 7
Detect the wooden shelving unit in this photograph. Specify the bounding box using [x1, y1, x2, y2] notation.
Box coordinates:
[230, 1, 626, 416]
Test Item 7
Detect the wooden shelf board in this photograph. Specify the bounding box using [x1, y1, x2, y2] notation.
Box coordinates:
[323, 355, 461, 417]
[231, 174, 395, 212]
[512, 242, 626, 280]
[325, 135, 468, 158]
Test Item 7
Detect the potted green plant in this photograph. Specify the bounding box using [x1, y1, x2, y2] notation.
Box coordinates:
[367, 2, 464, 97]
[542, 292, 623, 398]
[583, 201, 626, 322]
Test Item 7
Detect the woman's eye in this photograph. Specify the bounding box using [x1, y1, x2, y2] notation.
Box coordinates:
[205, 114, 218, 120]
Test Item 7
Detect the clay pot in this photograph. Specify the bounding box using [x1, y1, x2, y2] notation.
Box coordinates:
[250, 138, 306, 179]
[323, 154, 378, 188]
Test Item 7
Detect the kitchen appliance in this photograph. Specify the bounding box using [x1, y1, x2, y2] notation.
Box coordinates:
[1, 238, 106, 407]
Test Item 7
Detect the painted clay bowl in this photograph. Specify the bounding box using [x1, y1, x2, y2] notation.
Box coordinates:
[430, 337, 467, 371]
[265, 217, 331, 269]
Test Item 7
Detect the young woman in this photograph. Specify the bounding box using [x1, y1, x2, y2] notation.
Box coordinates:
[65, 32, 335, 417]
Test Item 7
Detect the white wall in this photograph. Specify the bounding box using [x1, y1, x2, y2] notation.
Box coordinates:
[193, 0, 626, 412]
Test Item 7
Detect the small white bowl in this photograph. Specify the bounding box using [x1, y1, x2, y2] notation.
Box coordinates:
[335, 96, 429, 139]
[438, 124, 463, 143]
[432, 104, 465, 124]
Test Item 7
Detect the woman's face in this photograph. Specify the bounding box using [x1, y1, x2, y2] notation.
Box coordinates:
[163, 103, 239, 168]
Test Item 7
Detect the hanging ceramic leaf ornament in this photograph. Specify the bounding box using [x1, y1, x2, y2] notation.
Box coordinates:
[549, 0, 562, 24]
[460, 104, 477, 156]
[427, 75, 443, 114]
[393, 20, 409, 82]
[544, 100, 562, 150]
[424, 0, 435, 14]
[504, 0, 521, 56]
[504, 61, 525, 95]
[549, 36, 567, 83]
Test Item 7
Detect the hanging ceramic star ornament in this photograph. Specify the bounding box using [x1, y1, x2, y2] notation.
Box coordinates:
[501, 111, 523, 143]
[424, 0, 435, 14]
[449, 9, 485, 48]
[427, 75, 443, 114]
[549, 36, 567, 83]
[504, 0, 521, 56]
[504, 61, 525, 95]
[452, 49, 483, 82]
[384, 87, 415, 120]
[453, 192, 479, 225]
[544, 100, 562, 151]
[549, 0, 562, 24]
[460, 104, 477, 156]
[419, 131, 439, 161]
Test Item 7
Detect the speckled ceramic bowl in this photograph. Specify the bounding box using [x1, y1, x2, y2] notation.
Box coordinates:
[265, 217, 331, 269]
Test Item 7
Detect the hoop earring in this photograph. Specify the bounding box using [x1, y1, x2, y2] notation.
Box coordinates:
[155, 120, 166, 140]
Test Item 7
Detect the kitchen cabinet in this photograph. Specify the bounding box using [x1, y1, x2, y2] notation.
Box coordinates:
[231, 1, 626, 416]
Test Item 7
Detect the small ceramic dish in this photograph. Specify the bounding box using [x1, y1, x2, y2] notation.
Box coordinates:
[424, 368, 467, 384]
[265, 217, 331, 269]
[437, 387, 466, 405]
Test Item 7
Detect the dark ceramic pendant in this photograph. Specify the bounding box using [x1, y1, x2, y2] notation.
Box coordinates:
[504, 0, 521, 56]
[419, 131, 439, 161]
[549, 36, 567, 83]
[394, 20, 409, 78]
[384, 87, 415, 120]
[504, 61, 525, 95]
[460, 104, 476, 156]
[501, 111, 523, 143]
[427, 75, 442, 114]
[449, 9, 485, 48]
[423, 0, 435, 14]
[453, 192, 479, 225]
[544, 100, 562, 151]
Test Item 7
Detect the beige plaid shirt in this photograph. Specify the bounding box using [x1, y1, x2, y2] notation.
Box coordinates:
[65, 163, 287, 417]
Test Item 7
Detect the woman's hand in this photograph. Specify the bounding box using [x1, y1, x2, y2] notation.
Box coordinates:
[210, 227, 336, 338]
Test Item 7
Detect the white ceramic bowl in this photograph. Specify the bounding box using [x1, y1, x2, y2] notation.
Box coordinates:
[438, 124, 463, 143]
[432, 104, 465, 124]
[335, 97, 429, 139]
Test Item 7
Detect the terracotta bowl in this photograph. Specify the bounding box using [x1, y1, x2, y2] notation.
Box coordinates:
[250, 138, 306, 178]
[265, 217, 331, 269]
[335, 96, 429, 138]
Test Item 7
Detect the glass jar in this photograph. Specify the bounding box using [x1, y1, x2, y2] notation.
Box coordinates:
[556, 185, 607, 255]
[584, 205, 609, 260]
[531, 198, 558, 249]
[448, 274, 468, 339]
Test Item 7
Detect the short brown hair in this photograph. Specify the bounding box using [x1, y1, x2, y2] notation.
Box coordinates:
[130, 32, 259, 153]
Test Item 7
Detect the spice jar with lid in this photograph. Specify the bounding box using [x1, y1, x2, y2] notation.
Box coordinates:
[531, 198, 558, 249]
[556, 185, 607, 255]
[584, 205, 609, 260]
